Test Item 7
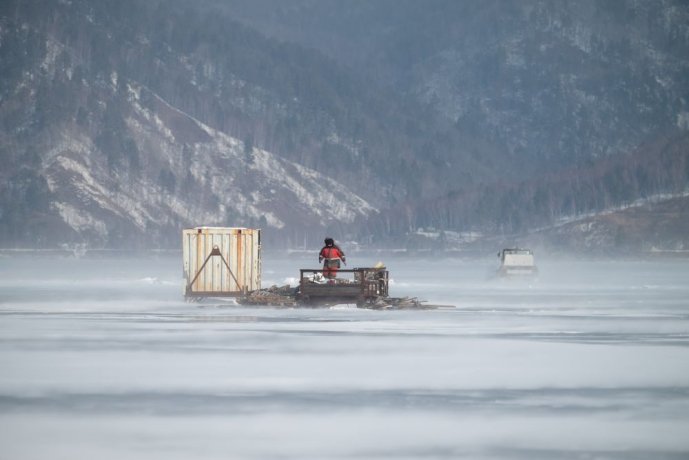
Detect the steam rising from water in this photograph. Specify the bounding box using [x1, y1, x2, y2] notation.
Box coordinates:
[1, 253, 688, 459]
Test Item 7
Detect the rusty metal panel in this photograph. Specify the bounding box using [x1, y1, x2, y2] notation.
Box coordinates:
[183, 227, 261, 297]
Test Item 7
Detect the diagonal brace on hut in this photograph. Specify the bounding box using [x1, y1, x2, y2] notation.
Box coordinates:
[186, 245, 242, 293]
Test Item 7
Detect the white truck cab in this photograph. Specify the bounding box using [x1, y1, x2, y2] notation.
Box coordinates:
[497, 248, 537, 277]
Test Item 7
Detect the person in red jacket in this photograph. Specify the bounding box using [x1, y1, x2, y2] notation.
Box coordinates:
[319, 237, 346, 280]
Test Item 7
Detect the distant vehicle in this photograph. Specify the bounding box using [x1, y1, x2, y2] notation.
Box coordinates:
[497, 248, 538, 277]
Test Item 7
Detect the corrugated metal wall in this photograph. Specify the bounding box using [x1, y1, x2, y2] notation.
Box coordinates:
[183, 227, 261, 296]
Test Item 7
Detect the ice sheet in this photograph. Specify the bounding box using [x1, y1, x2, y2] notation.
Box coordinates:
[1, 253, 688, 459]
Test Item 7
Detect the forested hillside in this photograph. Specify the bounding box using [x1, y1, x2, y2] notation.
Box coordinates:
[1, 0, 688, 251]
[358, 131, 689, 251]
[0, 0, 492, 248]
[225, 0, 689, 170]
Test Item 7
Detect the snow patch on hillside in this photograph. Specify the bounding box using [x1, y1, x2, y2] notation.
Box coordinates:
[41, 82, 377, 242]
[547, 189, 689, 230]
[170, 95, 377, 224]
[52, 202, 108, 237]
[43, 140, 154, 231]
[40, 38, 65, 75]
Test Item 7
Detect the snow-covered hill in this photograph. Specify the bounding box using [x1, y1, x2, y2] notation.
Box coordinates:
[39, 82, 376, 247]
[2, 0, 688, 252]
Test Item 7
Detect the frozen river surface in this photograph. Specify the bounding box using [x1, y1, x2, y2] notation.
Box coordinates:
[1, 253, 689, 459]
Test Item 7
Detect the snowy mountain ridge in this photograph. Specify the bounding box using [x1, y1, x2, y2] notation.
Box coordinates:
[2, 0, 688, 251]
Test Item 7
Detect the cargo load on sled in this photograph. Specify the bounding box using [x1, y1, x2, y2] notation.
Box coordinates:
[239, 265, 441, 309]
